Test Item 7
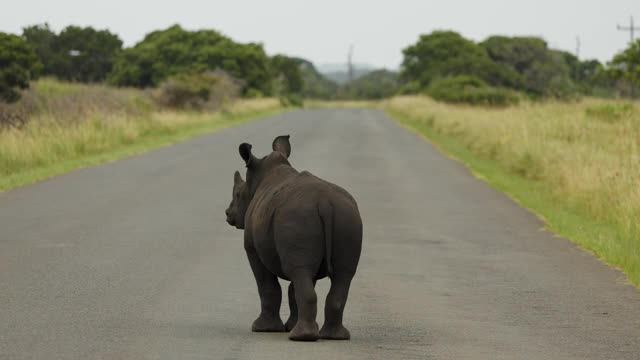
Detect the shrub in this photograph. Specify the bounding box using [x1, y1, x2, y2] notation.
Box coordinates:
[280, 93, 304, 107]
[245, 88, 264, 99]
[398, 81, 422, 95]
[153, 70, 242, 110]
[427, 75, 520, 106]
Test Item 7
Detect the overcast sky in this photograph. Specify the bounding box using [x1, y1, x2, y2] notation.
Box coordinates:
[2, 0, 640, 69]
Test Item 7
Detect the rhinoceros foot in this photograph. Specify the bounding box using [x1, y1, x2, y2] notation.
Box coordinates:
[284, 316, 297, 332]
[251, 314, 285, 332]
[319, 324, 351, 340]
[288, 321, 319, 341]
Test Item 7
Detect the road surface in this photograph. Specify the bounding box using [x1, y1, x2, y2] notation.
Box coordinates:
[1, 109, 639, 359]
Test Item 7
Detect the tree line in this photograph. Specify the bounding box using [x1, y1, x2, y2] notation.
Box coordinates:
[1, 25, 640, 104]
[398, 31, 637, 103]
[1, 24, 304, 103]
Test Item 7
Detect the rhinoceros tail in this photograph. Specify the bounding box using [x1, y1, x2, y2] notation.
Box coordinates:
[318, 200, 334, 277]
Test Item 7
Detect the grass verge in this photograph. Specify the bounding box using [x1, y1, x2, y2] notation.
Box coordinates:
[0, 99, 284, 192]
[384, 96, 639, 287]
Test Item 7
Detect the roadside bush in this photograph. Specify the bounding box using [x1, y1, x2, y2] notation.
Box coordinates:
[280, 93, 304, 107]
[153, 70, 242, 110]
[427, 76, 519, 106]
[245, 88, 264, 98]
[397, 81, 422, 95]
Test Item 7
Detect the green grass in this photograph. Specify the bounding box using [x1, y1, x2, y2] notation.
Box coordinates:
[385, 103, 639, 287]
[0, 106, 284, 192]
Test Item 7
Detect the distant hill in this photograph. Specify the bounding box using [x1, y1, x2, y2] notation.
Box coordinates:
[316, 63, 376, 84]
[292, 58, 339, 99]
[339, 69, 400, 99]
[286, 58, 399, 99]
[315, 63, 375, 73]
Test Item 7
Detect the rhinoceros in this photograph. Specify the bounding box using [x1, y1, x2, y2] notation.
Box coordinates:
[225, 135, 363, 341]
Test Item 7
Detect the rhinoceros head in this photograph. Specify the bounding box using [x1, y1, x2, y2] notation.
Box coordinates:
[225, 170, 250, 229]
[225, 135, 291, 229]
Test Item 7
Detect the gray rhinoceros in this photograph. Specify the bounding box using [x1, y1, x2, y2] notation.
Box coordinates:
[225, 135, 363, 341]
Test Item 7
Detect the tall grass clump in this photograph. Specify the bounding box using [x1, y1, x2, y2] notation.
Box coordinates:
[385, 96, 640, 285]
[0, 78, 153, 129]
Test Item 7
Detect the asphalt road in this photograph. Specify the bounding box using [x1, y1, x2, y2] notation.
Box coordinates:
[1, 109, 639, 360]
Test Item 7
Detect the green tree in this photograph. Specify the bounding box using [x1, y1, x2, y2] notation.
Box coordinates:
[22, 24, 122, 82]
[576, 59, 607, 83]
[109, 25, 273, 95]
[481, 36, 574, 97]
[21, 23, 59, 76]
[556, 52, 613, 95]
[609, 39, 640, 98]
[401, 31, 522, 90]
[271, 55, 303, 95]
[524, 50, 574, 98]
[481, 36, 549, 74]
[54, 26, 123, 82]
[0, 33, 41, 102]
[295, 59, 338, 99]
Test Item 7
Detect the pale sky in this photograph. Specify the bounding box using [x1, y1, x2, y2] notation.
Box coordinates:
[2, 0, 640, 69]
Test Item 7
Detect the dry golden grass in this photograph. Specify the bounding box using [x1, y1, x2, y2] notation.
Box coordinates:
[0, 80, 282, 190]
[305, 99, 378, 108]
[385, 95, 640, 285]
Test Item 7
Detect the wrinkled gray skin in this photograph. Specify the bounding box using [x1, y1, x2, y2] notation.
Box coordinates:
[225, 135, 362, 341]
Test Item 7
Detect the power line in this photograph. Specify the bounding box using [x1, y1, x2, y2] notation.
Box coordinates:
[617, 16, 640, 44]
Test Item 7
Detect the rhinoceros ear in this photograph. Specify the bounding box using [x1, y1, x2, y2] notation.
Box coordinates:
[272, 135, 291, 159]
[239, 143, 256, 168]
[234, 170, 244, 185]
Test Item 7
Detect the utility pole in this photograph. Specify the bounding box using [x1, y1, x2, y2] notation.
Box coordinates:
[347, 44, 354, 83]
[617, 16, 640, 99]
[617, 16, 640, 44]
[573, 36, 581, 82]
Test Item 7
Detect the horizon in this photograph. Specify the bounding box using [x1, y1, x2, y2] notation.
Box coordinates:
[2, 0, 640, 68]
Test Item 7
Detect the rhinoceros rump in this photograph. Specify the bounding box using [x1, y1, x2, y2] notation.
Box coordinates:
[225, 135, 363, 341]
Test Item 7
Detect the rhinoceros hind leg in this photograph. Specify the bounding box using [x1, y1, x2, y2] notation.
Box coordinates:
[285, 282, 297, 331]
[320, 274, 353, 340]
[288, 271, 319, 341]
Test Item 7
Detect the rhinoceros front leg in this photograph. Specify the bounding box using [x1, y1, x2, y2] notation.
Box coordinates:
[245, 248, 285, 332]
[320, 274, 353, 340]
